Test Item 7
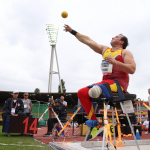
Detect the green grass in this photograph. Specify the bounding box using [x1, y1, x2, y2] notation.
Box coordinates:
[0, 126, 53, 150]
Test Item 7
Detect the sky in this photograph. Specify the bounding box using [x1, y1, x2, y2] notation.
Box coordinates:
[0, 0, 150, 101]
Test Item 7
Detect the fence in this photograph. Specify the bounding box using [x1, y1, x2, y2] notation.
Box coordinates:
[32, 102, 49, 120]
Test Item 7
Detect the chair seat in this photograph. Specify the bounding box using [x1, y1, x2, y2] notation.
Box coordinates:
[111, 93, 136, 99]
[89, 82, 136, 103]
[90, 92, 137, 103]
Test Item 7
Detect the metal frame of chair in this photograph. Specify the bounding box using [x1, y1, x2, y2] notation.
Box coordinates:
[83, 81, 140, 150]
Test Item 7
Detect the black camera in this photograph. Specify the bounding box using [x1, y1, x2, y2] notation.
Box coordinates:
[47, 97, 54, 107]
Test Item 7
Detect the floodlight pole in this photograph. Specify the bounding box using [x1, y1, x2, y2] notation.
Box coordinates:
[46, 23, 63, 93]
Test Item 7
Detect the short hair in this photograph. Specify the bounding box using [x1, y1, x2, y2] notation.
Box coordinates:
[23, 92, 28, 96]
[120, 34, 129, 49]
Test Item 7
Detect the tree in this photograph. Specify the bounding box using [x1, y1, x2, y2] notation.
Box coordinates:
[34, 88, 40, 93]
[58, 79, 66, 93]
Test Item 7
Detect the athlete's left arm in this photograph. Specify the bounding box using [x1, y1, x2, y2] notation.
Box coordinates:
[105, 50, 136, 74]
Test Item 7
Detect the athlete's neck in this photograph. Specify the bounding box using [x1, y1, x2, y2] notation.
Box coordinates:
[111, 46, 123, 51]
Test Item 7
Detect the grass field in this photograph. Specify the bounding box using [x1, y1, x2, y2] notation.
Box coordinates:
[0, 126, 53, 150]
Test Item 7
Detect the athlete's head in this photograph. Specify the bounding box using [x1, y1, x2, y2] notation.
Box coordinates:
[120, 34, 129, 49]
[111, 34, 128, 49]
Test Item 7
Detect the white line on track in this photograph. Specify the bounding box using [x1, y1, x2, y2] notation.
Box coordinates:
[0, 143, 44, 147]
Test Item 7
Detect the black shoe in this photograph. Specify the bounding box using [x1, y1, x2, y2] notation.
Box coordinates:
[43, 133, 53, 137]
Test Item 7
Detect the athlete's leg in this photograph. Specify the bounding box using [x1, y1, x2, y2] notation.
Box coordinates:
[79, 79, 125, 141]
[91, 79, 125, 96]
[78, 87, 97, 120]
[78, 80, 125, 121]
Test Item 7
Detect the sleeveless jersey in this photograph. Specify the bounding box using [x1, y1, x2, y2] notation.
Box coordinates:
[102, 48, 129, 92]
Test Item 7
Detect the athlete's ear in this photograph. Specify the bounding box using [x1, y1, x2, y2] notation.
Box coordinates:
[120, 40, 124, 46]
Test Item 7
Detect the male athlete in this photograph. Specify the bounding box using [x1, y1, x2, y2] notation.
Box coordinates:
[64, 24, 136, 140]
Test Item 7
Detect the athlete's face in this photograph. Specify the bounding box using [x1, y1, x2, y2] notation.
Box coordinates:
[110, 34, 124, 47]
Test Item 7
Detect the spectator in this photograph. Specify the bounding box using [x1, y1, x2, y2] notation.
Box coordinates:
[148, 89, 150, 131]
[2, 90, 26, 130]
[43, 98, 67, 137]
[60, 96, 67, 107]
[22, 92, 32, 117]
[143, 118, 150, 134]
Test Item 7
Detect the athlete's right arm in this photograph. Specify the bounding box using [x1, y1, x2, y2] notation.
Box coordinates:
[64, 24, 108, 55]
[75, 32, 108, 55]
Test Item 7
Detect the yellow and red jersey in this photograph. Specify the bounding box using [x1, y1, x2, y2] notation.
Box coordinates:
[102, 48, 129, 92]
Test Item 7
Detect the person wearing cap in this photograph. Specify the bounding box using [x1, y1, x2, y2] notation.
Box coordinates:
[2, 90, 26, 130]
[43, 98, 67, 137]
[22, 92, 32, 117]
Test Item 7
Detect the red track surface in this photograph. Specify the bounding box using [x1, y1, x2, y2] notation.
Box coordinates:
[34, 127, 150, 144]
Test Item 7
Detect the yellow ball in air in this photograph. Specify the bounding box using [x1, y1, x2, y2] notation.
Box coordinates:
[61, 11, 68, 18]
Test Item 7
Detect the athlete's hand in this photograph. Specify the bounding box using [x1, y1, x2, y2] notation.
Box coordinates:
[105, 56, 116, 65]
[64, 24, 72, 33]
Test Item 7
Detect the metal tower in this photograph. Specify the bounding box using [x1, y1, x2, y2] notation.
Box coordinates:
[46, 23, 63, 93]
